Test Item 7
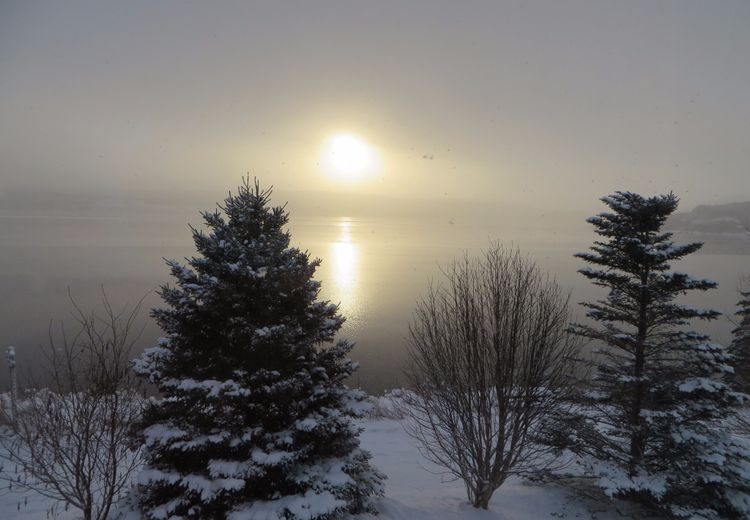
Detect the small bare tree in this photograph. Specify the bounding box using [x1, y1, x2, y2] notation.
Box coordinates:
[403, 245, 579, 509]
[0, 291, 145, 520]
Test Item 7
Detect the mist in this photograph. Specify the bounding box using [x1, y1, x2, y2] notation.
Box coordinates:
[2, 1, 750, 209]
[1, 1, 750, 391]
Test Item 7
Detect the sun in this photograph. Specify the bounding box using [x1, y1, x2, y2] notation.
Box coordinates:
[321, 134, 377, 180]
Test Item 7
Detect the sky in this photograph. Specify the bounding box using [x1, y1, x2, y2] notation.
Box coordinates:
[1, 0, 750, 211]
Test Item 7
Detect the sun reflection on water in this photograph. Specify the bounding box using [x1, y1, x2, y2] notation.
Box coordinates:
[329, 217, 359, 314]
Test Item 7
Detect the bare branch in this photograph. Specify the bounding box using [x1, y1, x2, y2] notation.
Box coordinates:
[402, 244, 580, 509]
[0, 290, 148, 520]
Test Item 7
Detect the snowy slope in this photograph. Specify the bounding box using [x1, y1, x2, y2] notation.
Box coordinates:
[1, 418, 660, 519]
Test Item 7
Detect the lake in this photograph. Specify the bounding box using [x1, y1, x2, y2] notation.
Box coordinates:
[0, 206, 747, 393]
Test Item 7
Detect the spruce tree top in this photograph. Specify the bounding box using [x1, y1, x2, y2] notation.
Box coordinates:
[736, 286, 750, 323]
[575, 191, 720, 334]
[139, 178, 345, 387]
[578, 191, 699, 272]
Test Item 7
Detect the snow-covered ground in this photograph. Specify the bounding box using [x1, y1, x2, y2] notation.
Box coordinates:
[0, 417, 658, 520]
[0, 487, 71, 520]
[359, 418, 654, 520]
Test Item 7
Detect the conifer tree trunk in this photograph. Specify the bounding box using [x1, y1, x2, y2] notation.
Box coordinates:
[629, 269, 649, 476]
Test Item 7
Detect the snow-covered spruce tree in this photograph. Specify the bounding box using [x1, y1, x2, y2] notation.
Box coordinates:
[730, 282, 750, 394]
[133, 179, 384, 519]
[567, 191, 750, 519]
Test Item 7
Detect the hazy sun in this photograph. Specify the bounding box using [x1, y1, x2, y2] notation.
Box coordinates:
[321, 134, 377, 180]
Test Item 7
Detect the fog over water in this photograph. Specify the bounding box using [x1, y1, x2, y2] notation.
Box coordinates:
[0, 189, 746, 393]
[3, 2, 750, 393]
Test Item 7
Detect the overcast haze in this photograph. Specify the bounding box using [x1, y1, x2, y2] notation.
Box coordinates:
[2, 1, 750, 392]
[2, 1, 750, 210]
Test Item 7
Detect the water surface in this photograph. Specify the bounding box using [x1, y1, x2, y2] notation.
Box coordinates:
[0, 208, 747, 393]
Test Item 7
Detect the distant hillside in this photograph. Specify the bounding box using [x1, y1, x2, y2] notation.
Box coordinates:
[668, 201, 750, 255]
[670, 201, 750, 235]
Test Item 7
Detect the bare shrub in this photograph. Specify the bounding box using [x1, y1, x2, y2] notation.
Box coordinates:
[403, 245, 579, 509]
[0, 291, 145, 520]
[367, 389, 409, 420]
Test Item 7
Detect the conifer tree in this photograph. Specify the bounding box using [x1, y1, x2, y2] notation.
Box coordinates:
[567, 191, 750, 519]
[133, 179, 384, 519]
[730, 283, 750, 394]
